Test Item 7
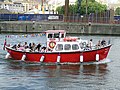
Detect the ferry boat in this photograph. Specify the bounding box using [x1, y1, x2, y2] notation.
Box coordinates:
[5, 30, 112, 64]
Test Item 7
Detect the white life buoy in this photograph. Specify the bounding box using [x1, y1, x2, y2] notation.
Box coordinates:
[49, 41, 56, 49]
[5, 53, 10, 59]
[21, 54, 26, 61]
[96, 54, 99, 61]
[40, 55, 45, 62]
[80, 55, 83, 63]
[57, 55, 61, 63]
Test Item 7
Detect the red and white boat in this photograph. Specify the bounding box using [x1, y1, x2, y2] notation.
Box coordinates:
[5, 30, 112, 64]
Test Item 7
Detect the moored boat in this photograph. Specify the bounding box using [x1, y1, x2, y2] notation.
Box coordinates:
[5, 30, 112, 64]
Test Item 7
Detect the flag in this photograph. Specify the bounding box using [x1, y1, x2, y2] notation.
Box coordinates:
[3, 38, 7, 50]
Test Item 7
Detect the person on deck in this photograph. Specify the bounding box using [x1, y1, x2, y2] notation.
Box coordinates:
[35, 43, 41, 51]
[96, 40, 101, 48]
[31, 42, 36, 51]
[23, 42, 28, 49]
[101, 39, 106, 46]
[88, 39, 93, 49]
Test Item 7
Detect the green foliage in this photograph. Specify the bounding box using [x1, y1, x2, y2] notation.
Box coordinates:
[56, 6, 65, 14]
[56, 0, 107, 15]
[69, 4, 78, 14]
[115, 7, 120, 15]
[82, 1, 107, 14]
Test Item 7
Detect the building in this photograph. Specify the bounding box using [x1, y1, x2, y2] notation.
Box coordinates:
[9, 2, 24, 13]
[0, 1, 24, 13]
[96, 0, 120, 10]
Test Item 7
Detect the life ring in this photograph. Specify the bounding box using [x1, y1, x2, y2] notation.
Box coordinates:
[82, 42, 86, 47]
[49, 41, 56, 48]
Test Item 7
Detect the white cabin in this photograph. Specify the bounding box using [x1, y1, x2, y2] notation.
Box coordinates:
[45, 30, 66, 49]
[44, 30, 89, 51]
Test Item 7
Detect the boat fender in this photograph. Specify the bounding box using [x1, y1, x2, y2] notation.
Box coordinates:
[5, 53, 10, 59]
[96, 54, 99, 61]
[80, 55, 83, 63]
[21, 54, 26, 61]
[40, 55, 45, 62]
[57, 55, 61, 63]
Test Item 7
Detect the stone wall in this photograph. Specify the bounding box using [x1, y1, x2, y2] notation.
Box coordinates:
[0, 21, 120, 36]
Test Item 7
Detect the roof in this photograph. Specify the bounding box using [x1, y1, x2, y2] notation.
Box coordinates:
[0, 9, 12, 14]
[45, 30, 66, 33]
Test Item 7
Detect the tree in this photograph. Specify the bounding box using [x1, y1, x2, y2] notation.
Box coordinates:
[56, 6, 65, 14]
[56, 0, 107, 15]
[115, 7, 120, 15]
[79, 0, 107, 14]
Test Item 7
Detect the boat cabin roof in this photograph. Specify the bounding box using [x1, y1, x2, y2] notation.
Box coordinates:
[45, 30, 66, 34]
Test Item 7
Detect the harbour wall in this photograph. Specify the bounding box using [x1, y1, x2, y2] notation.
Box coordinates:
[0, 21, 120, 36]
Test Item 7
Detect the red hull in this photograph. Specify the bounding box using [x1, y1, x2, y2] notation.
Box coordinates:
[6, 45, 111, 63]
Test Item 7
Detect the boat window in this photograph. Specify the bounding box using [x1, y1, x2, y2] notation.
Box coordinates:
[61, 34, 64, 38]
[64, 44, 71, 50]
[48, 34, 53, 38]
[55, 44, 63, 51]
[54, 33, 59, 38]
[72, 44, 79, 50]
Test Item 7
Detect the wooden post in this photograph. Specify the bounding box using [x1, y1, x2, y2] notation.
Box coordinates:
[0, 27, 1, 34]
[86, 0, 88, 15]
[26, 25, 27, 34]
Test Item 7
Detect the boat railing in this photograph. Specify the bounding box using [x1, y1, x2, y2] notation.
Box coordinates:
[81, 41, 112, 51]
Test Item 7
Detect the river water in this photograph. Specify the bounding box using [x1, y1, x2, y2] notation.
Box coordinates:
[0, 34, 119, 90]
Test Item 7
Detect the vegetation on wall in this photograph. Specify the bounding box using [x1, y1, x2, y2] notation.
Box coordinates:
[115, 7, 120, 15]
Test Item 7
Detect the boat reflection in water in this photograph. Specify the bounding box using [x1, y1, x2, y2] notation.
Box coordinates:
[7, 61, 108, 75]
[6, 61, 109, 89]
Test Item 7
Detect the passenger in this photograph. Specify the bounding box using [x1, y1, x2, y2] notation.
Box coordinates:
[96, 40, 101, 48]
[46, 47, 52, 52]
[12, 44, 17, 49]
[88, 39, 93, 49]
[25, 46, 31, 52]
[41, 46, 46, 52]
[23, 42, 28, 48]
[17, 46, 25, 51]
[35, 43, 41, 51]
[29, 43, 32, 50]
[108, 39, 110, 45]
[17, 43, 25, 51]
[17, 43, 21, 48]
[84, 44, 90, 50]
[101, 39, 106, 46]
[31, 42, 36, 51]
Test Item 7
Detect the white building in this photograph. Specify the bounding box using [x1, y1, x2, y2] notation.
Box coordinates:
[0, 1, 24, 13]
[96, 0, 120, 10]
[9, 2, 24, 13]
[14, 0, 40, 14]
